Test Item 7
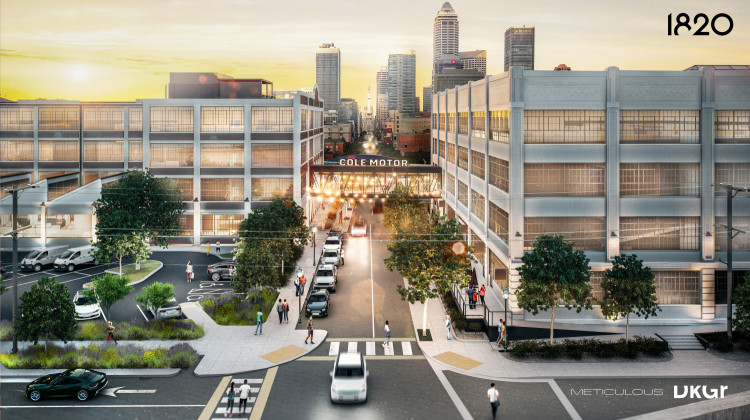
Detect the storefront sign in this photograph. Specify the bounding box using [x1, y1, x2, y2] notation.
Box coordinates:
[338, 158, 409, 167]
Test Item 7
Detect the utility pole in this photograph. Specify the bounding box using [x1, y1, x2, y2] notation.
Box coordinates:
[6, 185, 36, 353]
[718, 184, 749, 341]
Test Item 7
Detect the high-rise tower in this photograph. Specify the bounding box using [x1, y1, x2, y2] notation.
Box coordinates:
[316, 42, 341, 112]
[376, 66, 389, 128]
[504, 26, 535, 71]
[432, 2, 459, 92]
[388, 49, 417, 118]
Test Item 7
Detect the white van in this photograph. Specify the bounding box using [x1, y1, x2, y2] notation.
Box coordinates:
[19, 246, 68, 272]
[54, 246, 98, 272]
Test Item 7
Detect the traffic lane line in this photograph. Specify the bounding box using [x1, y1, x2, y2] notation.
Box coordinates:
[248, 366, 277, 420]
[1, 404, 206, 409]
[197, 375, 231, 420]
[297, 355, 426, 361]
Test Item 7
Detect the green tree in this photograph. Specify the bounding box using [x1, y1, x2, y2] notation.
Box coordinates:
[0, 275, 8, 295]
[85, 273, 134, 319]
[15, 277, 78, 351]
[600, 254, 661, 342]
[383, 184, 430, 234]
[515, 234, 594, 344]
[93, 171, 184, 275]
[731, 273, 750, 336]
[135, 282, 176, 324]
[234, 240, 285, 293]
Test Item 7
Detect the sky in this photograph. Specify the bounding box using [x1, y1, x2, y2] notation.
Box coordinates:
[1, 0, 749, 108]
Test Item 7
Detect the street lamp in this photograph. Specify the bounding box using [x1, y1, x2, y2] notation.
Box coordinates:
[297, 268, 304, 324]
[311, 226, 318, 266]
[502, 287, 510, 349]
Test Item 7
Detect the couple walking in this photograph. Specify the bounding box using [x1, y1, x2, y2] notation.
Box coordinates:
[276, 299, 290, 323]
[467, 285, 486, 309]
[224, 379, 253, 417]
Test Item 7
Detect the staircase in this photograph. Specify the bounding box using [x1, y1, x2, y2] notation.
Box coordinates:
[657, 334, 706, 350]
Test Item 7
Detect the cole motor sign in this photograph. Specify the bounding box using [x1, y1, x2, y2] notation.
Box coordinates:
[338, 158, 409, 167]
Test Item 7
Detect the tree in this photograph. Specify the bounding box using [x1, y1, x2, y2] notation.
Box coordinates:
[600, 254, 661, 343]
[234, 240, 285, 293]
[15, 277, 78, 351]
[85, 273, 134, 319]
[0, 275, 8, 295]
[731, 273, 750, 336]
[383, 184, 430, 234]
[93, 171, 184, 275]
[135, 282, 175, 324]
[515, 234, 594, 344]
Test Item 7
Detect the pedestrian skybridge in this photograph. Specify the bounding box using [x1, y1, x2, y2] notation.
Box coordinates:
[309, 154, 441, 199]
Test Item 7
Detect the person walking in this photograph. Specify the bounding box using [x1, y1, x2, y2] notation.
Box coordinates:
[305, 316, 315, 344]
[339, 248, 345, 266]
[186, 261, 193, 283]
[497, 319, 507, 349]
[300, 274, 307, 295]
[294, 276, 301, 297]
[205, 242, 210, 257]
[225, 381, 235, 417]
[479, 285, 486, 307]
[282, 299, 289, 323]
[445, 314, 451, 340]
[471, 287, 478, 310]
[215, 240, 221, 256]
[238, 379, 251, 414]
[254, 310, 263, 335]
[276, 299, 284, 324]
[487, 382, 501, 420]
[106, 321, 117, 344]
[383, 320, 391, 347]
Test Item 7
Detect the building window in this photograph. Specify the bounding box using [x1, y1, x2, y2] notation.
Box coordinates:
[471, 190, 485, 222]
[201, 178, 244, 201]
[0, 107, 34, 131]
[471, 111, 486, 138]
[620, 110, 699, 144]
[489, 157, 509, 192]
[45, 214, 91, 237]
[716, 110, 750, 143]
[489, 110, 509, 143]
[590, 271, 605, 301]
[446, 142, 456, 164]
[301, 109, 308, 131]
[251, 178, 293, 201]
[471, 150, 485, 180]
[457, 146, 469, 171]
[620, 217, 700, 250]
[128, 141, 143, 161]
[439, 113, 445, 131]
[177, 214, 194, 236]
[448, 113, 456, 132]
[444, 172, 455, 196]
[201, 214, 243, 236]
[470, 228, 485, 264]
[83, 171, 121, 184]
[489, 202, 509, 244]
[150, 106, 193, 132]
[715, 217, 750, 250]
[47, 178, 79, 200]
[172, 178, 193, 201]
[524, 217, 606, 250]
[457, 180, 468, 208]
[200, 143, 244, 167]
[490, 251, 509, 290]
[128, 107, 143, 131]
[458, 112, 468, 135]
[252, 144, 293, 167]
[300, 141, 307, 164]
[149, 143, 193, 167]
[84, 141, 124, 161]
[439, 140, 445, 159]
[654, 271, 700, 304]
[38, 171, 76, 181]
[0, 140, 33, 161]
[620, 163, 699, 196]
[524, 110, 606, 144]
[715, 270, 749, 304]
[715, 163, 750, 195]
[39, 141, 79, 161]
[39, 107, 80, 131]
[83, 107, 124, 131]
[525, 163, 606, 197]
[252, 107, 293, 132]
[201, 107, 244, 132]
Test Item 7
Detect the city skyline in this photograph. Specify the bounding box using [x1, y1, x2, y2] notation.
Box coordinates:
[1, 0, 749, 107]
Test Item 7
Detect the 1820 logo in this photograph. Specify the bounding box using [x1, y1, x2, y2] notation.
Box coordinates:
[668, 13, 733, 36]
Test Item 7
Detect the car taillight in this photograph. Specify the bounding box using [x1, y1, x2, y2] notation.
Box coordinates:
[159, 310, 166, 313]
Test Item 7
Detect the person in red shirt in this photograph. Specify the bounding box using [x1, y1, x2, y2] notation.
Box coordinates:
[479, 285, 486, 307]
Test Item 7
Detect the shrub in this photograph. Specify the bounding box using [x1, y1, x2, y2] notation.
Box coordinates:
[540, 343, 564, 359]
[77, 322, 104, 340]
[121, 325, 149, 340]
[468, 322, 483, 332]
[567, 345, 584, 360]
[597, 343, 616, 359]
[633, 336, 670, 356]
[453, 317, 467, 331]
[713, 337, 734, 353]
[0, 320, 13, 341]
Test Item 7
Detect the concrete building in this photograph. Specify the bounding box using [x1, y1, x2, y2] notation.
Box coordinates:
[388, 49, 417, 118]
[433, 2, 459, 69]
[394, 132, 430, 156]
[376, 67, 389, 129]
[0, 73, 325, 249]
[316, 43, 341, 112]
[339, 98, 359, 135]
[168, 73, 274, 99]
[459, 50, 487, 76]
[432, 66, 750, 324]
[388, 110, 431, 135]
[504, 26, 535, 71]
[423, 87, 433, 113]
[434, 68, 484, 94]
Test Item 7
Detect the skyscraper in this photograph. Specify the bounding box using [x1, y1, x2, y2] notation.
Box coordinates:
[387, 49, 416, 118]
[422, 86, 432, 113]
[432, 2, 458, 92]
[316, 42, 340, 112]
[504, 26, 535, 71]
[459, 50, 487, 75]
[376, 66, 389, 128]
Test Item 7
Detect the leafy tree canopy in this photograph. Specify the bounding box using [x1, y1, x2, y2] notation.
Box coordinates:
[135, 282, 175, 323]
[85, 273, 134, 319]
[15, 277, 78, 351]
[731, 273, 750, 336]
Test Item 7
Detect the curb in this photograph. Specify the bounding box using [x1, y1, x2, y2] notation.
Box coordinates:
[0, 367, 181, 379]
[103, 261, 164, 286]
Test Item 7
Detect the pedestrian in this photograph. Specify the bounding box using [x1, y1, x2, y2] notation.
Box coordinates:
[383, 320, 391, 347]
[294, 276, 301, 297]
[445, 314, 451, 340]
[487, 382, 501, 420]
[238, 379, 251, 414]
[205, 242, 210, 257]
[254, 310, 263, 335]
[106, 321, 117, 344]
[340, 248, 345, 266]
[300, 274, 306, 295]
[466, 285, 473, 307]
[216, 240, 221, 256]
[471, 287, 478, 309]
[305, 316, 315, 344]
[276, 299, 284, 324]
[497, 319, 507, 349]
[479, 285, 486, 306]
[225, 381, 235, 417]
[282, 299, 289, 323]
[186, 261, 193, 283]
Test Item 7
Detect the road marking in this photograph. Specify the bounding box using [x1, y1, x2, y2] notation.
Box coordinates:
[325, 337, 416, 342]
[227, 378, 263, 384]
[328, 341, 340, 356]
[370, 223, 375, 338]
[347, 341, 358, 353]
[384, 343, 395, 355]
[248, 366, 277, 420]
[220, 396, 257, 404]
[549, 379, 583, 420]
[401, 341, 413, 356]
[135, 304, 149, 321]
[298, 355, 425, 361]
[1, 405, 205, 409]
[428, 359, 472, 420]
[116, 389, 157, 394]
[197, 376, 231, 420]
[366, 341, 375, 355]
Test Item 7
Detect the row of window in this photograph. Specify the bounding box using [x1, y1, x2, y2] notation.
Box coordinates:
[160, 177, 293, 202]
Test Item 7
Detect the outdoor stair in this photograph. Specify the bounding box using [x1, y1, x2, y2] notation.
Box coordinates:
[658, 334, 705, 350]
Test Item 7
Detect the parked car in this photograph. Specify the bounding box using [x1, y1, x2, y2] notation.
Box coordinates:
[351, 217, 367, 237]
[330, 352, 368, 403]
[54, 246, 98, 272]
[323, 236, 343, 252]
[26, 368, 108, 402]
[314, 264, 337, 292]
[20, 246, 68, 272]
[305, 289, 330, 317]
[147, 298, 182, 320]
[207, 261, 236, 281]
[321, 249, 341, 266]
[73, 288, 101, 320]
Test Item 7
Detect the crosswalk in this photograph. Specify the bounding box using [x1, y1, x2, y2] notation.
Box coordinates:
[328, 340, 417, 357]
[210, 377, 264, 419]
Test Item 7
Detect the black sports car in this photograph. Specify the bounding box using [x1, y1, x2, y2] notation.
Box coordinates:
[26, 368, 108, 402]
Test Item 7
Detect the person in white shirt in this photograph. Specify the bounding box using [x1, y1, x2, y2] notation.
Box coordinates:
[383, 320, 391, 347]
[445, 314, 451, 340]
[238, 379, 252, 414]
[487, 382, 500, 419]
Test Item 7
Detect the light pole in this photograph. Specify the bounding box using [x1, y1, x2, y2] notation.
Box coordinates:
[297, 268, 303, 324]
[6, 185, 36, 353]
[311, 226, 318, 266]
[502, 288, 510, 349]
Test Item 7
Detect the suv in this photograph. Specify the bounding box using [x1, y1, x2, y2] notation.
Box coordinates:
[351, 217, 367, 237]
[147, 298, 182, 321]
[305, 289, 330, 317]
[207, 262, 236, 281]
[20, 246, 67, 272]
[330, 352, 368, 403]
[314, 264, 337, 292]
[323, 236, 343, 252]
[321, 249, 341, 266]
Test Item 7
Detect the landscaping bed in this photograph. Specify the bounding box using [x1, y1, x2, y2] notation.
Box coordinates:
[0, 342, 199, 369]
[199, 288, 279, 325]
[696, 332, 750, 361]
[506, 336, 670, 361]
[0, 318, 204, 341]
[103, 260, 162, 284]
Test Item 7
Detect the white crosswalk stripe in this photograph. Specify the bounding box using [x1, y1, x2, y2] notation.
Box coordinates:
[401, 341, 413, 355]
[326, 340, 420, 357]
[212, 377, 264, 418]
[384, 343, 395, 355]
[347, 341, 358, 353]
[329, 341, 340, 356]
[366, 341, 376, 355]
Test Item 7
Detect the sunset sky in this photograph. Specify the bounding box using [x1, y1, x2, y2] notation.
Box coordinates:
[1, 0, 748, 108]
